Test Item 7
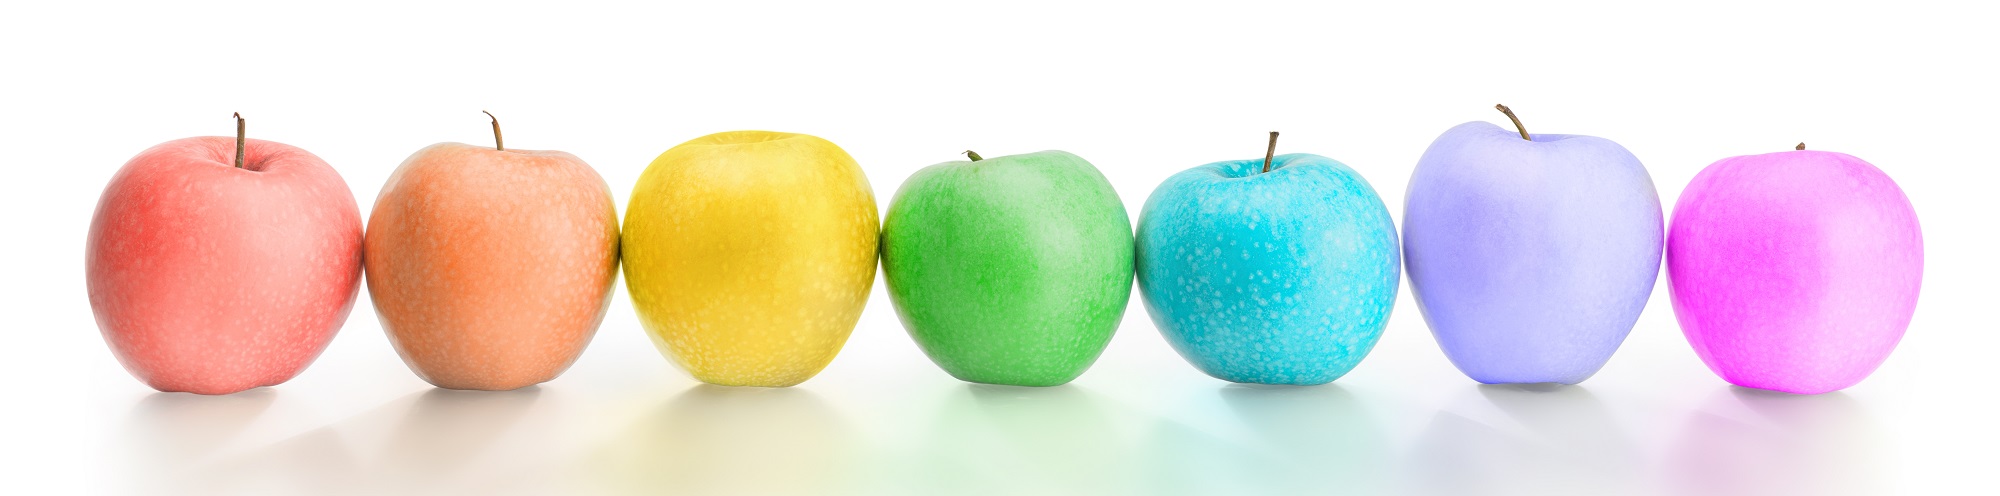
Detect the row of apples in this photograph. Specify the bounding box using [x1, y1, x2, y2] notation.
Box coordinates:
[85, 106, 1921, 396]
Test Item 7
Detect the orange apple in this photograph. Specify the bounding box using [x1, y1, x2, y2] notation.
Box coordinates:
[364, 112, 619, 390]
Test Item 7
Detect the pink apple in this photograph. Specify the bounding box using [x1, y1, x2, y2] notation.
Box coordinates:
[86, 123, 363, 395]
[1667, 145, 1922, 394]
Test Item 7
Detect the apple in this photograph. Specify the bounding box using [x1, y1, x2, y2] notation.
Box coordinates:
[623, 131, 878, 387]
[880, 150, 1133, 387]
[1668, 143, 1921, 394]
[365, 112, 620, 391]
[86, 114, 363, 395]
[1402, 105, 1663, 384]
[1135, 133, 1400, 385]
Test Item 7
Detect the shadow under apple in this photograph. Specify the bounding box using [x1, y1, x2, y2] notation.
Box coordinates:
[105, 389, 280, 493]
[1133, 386, 1288, 496]
[1400, 383, 1643, 496]
[1666, 386, 1889, 496]
[591, 384, 858, 496]
[374, 386, 545, 486]
[907, 383, 1131, 494]
[179, 425, 363, 496]
[176, 385, 548, 495]
[116, 388, 279, 465]
[1217, 383, 1392, 494]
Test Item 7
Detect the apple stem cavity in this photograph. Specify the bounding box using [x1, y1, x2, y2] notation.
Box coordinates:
[1262, 131, 1279, 173]
[483, 110, 505, 151]
[232, 112, 246, 169]
[964, 150, 983, 162]
[1797, 142, 1806, 150]
[1495, 104, 1530, 141]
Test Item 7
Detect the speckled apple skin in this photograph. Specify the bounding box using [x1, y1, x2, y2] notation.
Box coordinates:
[1668, 150, 1921, 394]
[1136, 153, 1400, 385]
[1403, 121, 1664, 385]
[623, 131, 879, 387]
[366, 143, 620, 391]
[87, 137, 363, 395]
[881, 150, 1133, 387]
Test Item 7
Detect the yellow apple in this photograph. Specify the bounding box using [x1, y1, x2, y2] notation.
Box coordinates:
[623, 131, 879, 387]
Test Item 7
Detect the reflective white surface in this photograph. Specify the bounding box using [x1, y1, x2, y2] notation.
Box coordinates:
[82, 285, 1924, 495]
[93, 383, 1901, 495]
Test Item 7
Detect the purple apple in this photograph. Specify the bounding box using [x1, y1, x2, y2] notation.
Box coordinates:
[1403, 105, 1664, 384]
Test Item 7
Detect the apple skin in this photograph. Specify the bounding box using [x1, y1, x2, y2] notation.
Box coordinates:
[86, 137, 363, 395]
[623, 131, 878, 387]
[365, 142, 619, 391]
[881, 150, 1133, 387]
[1668, 149, 1921, 394]
[1135, 153, 1400, 385]
[1403, 121, 1664, 385]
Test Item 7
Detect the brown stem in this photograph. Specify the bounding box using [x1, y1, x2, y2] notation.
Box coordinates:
[483, 110, 504, 151]
[1495, 104, 1530, 140]
[232, 112, 245, 169]
[1261, 131, 1279, 173]
[1796, 142, 1806, 150]
[964, 150, 982, 161]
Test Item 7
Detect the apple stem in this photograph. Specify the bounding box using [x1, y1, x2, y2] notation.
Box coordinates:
[232, 112, 245, 169]
[1796, 142, 1806, 150]
[1495, 104, 1530, 141]
[483, 110, 505, 151]
[1261, 131, 1279, 173]
[964, 150, 982, 161]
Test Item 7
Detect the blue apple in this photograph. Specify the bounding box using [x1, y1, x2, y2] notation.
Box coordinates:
[1402, 105, 1663, 384]
[1136, 137, 1401, 385]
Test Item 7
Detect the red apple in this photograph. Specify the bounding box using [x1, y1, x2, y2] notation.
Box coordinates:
[86, 116, 364, 395]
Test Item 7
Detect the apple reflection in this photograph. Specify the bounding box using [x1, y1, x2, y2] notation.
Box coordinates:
[1667, 387, 1888, 495]
[593, 384, 857, 495]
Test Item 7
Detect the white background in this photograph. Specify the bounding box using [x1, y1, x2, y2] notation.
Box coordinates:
[3, 1, 1995, 494]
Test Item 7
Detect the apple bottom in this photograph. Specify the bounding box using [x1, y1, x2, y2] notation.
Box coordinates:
[92, 275, 356, 395]
[1151, 307, 1392, 386]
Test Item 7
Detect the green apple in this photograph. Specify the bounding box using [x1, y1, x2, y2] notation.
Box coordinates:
[881, 150, 1134, 386]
